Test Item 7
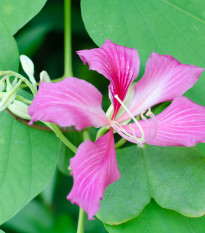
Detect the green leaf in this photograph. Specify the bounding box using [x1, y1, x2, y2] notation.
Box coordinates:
[98, 145, 205, 224]
[196, 143, 205, 156]
[105, 200, 205, 233]
[0, 230, 5, 233]
[0, 0, 47, 35]
[0, 111, 60, 225]
[81, 0, 205, 105]
[97, 146, 151, 224]
[0, 23, 19, 71]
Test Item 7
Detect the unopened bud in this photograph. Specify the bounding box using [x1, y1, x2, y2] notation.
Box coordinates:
[7, 100, 31, 120]
[20, 55, 36, 86]
[40, 71, 51, 83]
[0, 91, 16, 111]
[0, 79, 22, 111]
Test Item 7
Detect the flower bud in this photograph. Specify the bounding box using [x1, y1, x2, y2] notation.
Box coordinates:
[7, 100, 31, 120]
[0, 79, 22, 111]
[40, 71, 51, 83]
[20, 55, 36, 86]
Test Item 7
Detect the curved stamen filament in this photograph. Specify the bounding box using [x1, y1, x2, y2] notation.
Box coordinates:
[111, 120, 144, 147]
[114, 94, 145, 142]
[141, 112, 150, 142]
[148, 112, 158, 141]
[141, 108, 158, 142]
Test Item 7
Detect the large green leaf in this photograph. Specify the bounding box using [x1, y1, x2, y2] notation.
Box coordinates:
[105, 200, 205, 233]
[81, 0, 205, 105]
[0, 0, 47, 35]
[98, 145, 205, 224]
[0, 23, 19, 71]
[0, 111, 60, 225]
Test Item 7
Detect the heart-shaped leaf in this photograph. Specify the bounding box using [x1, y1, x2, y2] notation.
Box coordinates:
[98, 145, 205, 224]
[105, 200, 205, 233]
[0, 111, 60, 225]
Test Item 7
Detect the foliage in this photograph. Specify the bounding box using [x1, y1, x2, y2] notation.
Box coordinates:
[0, 0, 205, 232]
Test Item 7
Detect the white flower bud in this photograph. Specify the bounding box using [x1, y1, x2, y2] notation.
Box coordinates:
[40, 71, 51, 83]
[7, 100, 31, 120]
[20, 55, 36, 85]
[0, 79, 22, 111]
[0, 91, 16, 111]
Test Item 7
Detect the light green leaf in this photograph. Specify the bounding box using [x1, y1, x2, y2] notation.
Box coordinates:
[0, 0, 47, 35]
[0, 23, 19, 71]
[81, 0, 205, 105]
[105, 200, 205, 233]
[0, 230, 5, 233]
[98, 145, 205, 224]
[0, 111, 60, 225]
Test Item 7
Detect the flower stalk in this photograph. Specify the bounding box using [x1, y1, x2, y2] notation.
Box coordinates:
[77, 208, 85, 233]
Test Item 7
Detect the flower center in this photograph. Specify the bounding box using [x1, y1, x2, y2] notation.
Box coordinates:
[111, 94, 158, 147]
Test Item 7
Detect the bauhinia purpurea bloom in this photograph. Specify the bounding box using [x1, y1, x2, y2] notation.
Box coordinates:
[28, 39, 205, 219]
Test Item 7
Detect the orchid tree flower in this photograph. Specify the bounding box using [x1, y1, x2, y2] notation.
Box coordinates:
[28, 39, 205, 220]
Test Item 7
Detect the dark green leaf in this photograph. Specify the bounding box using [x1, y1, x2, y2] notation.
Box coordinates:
[105, 200, 205, 233]
[98, 145, 205, 224]
[0, 0, 47, 35]
[0, 111, 60, 225]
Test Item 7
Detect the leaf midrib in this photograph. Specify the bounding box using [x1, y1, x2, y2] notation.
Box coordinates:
[161, 0, 205, 25]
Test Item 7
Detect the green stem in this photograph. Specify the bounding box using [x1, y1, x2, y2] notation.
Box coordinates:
[48, 123, 77, 153]
[0, 71, 37, 95]
[77, 208, 85, 233]
[96, 126, 109, 140]
[64, 0, 73, 78]
[115, 138, 126, 149]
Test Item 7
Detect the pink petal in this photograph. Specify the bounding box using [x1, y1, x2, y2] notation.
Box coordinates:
[123, 97, 205, 147]
[28, 77, 109, 130]
[67, 130, 120, 220]
[118, 52, 204, 122]
[77, 39, 140, 118]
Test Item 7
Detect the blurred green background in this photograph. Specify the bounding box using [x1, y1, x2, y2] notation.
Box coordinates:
[1, 0, 108, 232]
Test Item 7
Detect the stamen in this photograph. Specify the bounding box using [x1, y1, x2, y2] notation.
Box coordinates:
[114, 95, 145, 143]
[148, 112, 158, 141]
[113, 95, 158, 146]
[111, 120, 144, 147]
[141, 112, 150, 142]
[141, 108, 158, 143]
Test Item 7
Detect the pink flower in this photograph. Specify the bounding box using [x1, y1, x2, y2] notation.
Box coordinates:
[28, 39, 205, 219]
